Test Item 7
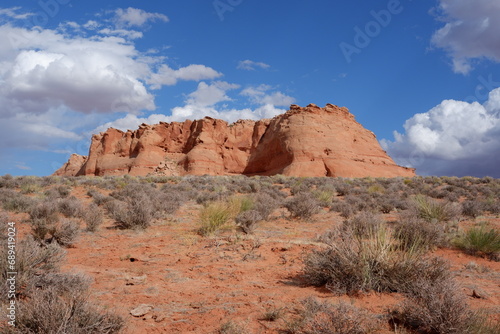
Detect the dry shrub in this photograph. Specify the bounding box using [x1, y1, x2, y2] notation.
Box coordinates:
[391, 278, 473, 334]
[285, 192, 320, 220]
[330, 200, 356, 218]
[341, 211, 383, 238]
[462, 200, 484, 218]
[57, 196, 83, 218]
[81, 203, 104, 232]
[0, 235, 64, 297]
[29, 201, 59, 225]
[106, 194, 153, 230]
[6, 278, 124, 334]
[287, 297, 379, 334]
[52, 219, 80, 247]
[87, 188, 111, 206]
[0, 190, 36, 213]
[303, 225, 449, 295]
[219, 320, 246, 334]
[0, 232, 123, 334]
[253, 192, 281, 220]
[235, 210, 262, 234]
[394, 212, 447, 251]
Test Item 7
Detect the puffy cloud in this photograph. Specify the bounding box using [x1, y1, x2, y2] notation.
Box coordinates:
[431, 0, 500, 74]
[382, 88, 500, 177]
[147, 64, 222, 89]
[241, 84, 296, 106]
[114, 7, 168, 27]
[97, 82, 294, 132]
[0, 7, 223, 164]
[237, 60, 270, 71]
[92, 113, 171, 134]
[0, 30, 156, 116]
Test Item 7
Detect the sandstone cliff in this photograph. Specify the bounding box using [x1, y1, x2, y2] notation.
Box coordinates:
[54, 104, 415, 177]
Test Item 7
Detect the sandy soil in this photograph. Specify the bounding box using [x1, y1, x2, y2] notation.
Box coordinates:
[50, 187, 500, 334]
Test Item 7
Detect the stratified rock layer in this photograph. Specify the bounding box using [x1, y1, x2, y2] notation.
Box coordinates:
[54, 104, 415, 177]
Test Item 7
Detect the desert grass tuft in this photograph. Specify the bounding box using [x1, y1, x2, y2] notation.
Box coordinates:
[453, 224, 500, 259]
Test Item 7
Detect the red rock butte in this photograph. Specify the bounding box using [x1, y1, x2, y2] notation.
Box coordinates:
[54, 104, 415, 178]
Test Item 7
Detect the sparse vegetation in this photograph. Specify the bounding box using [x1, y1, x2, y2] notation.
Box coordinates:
[235, 210, 262, 234]
[287, 297, 379, 334]
[412, 195, 462, 223]
[285, 192, 321, 219]
[219, 320, 246, 334]
[1, 175, 500, 333]
[198, 200, 237, 236]
[304, 224, 449, 295]
[453, 224, 500, 258]
[81, 203, 104, 232]
[390, 278, 473, 334]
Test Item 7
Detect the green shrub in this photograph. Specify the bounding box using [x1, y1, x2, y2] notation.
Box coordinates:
[453, 225, 500, 258]
[29, 201, 59, 225]
[198, 200, 235, 236]
[412, 195, 461, 223]
[261, 307, 283, 322]
[313, 188, 336, 207]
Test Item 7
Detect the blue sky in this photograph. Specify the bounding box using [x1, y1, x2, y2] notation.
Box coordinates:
[1, 0, 500, 177]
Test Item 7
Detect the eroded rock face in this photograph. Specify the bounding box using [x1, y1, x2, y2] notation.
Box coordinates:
[53, 104, 415, 177]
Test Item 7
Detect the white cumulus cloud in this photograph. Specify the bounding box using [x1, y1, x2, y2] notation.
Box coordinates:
[431, 0, 500, 74]
[97, 81, 295, 131]
[0, 7, 223, 163]
[241, 84, 296, 106]
[382, 87, 500, 177]
[147, 64, 222, 89]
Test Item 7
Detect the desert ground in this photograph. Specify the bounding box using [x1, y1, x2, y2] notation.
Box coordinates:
[1, 175, 499, 333]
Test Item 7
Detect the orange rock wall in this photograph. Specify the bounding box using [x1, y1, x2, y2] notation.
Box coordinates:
[54, 104, 415, 178]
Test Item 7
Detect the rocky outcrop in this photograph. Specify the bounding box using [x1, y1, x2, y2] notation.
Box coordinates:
[54, 104, 415, 178]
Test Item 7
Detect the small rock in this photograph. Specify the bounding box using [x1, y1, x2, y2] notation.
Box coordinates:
[130, 304, 153, 317]
[471, 289, 488, 299]
[126, 274, 147, 285]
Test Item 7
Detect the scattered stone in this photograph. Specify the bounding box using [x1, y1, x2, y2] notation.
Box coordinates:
[130, 304, 153, 317]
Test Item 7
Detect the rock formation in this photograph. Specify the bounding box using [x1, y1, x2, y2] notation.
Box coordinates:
[54, 104, 415, 178]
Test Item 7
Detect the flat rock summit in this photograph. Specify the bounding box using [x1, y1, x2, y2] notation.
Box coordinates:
[54, 104, 415, 177]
